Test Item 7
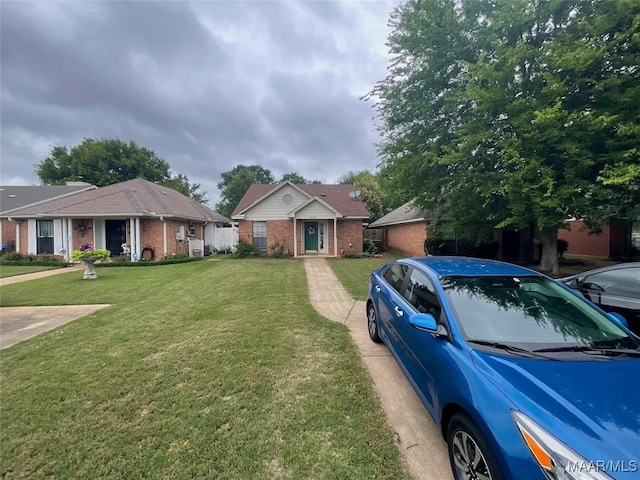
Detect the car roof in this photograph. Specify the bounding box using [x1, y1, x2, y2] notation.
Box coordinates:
[404, 256, 539, 277]
[566, 262, 640, 279]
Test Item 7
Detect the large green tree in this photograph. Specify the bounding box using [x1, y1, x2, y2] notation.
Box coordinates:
[35, 138, 206, 203]
[215, 165, 275, 218]
[338, 170, 390, 222]
[370, 0, 640, 274]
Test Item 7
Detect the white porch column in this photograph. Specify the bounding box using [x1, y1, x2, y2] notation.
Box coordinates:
[334, 218, 338, 257]
[129, 218, 136, 261]
[293, 217, 297, 257]
[135, 218, 141, 261]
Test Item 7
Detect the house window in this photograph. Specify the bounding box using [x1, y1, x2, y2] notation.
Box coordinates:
[188, 221, 197, 236]
[37, 219, 54, 254]
[252, 221, 267, 251]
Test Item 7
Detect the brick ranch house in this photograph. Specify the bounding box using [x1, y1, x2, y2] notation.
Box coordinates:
[1, 182, 98, 252]
[558, 219, 640, 258]
[1, 178, 232, 261]
[232, 181, 369, 257]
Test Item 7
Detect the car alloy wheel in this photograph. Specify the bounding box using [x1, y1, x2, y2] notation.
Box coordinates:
[367, 303, 382, 343]
[447, 414, 503, 480]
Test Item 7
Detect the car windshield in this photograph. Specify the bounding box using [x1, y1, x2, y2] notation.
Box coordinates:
[442, 275, 640, 351]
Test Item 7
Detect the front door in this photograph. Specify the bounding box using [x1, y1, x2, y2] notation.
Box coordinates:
[105, 220, 126, 256]
[305, 221, 318, 253]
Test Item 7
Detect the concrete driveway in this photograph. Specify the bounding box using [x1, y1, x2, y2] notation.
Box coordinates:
[0, 305, 110, 349]
[305, 258, 453, 480]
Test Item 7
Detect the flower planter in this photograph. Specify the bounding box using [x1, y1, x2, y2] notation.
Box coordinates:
[79, 256, 100, 280]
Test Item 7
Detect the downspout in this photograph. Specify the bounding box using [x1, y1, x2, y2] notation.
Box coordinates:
[7, 218, 21, 253]
[160, 216, 167, 257]
[293, 216, 297, 257]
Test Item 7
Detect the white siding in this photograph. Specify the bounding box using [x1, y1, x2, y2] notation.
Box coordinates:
[296, 201, 336, 220]
[243, 185, 310, 220]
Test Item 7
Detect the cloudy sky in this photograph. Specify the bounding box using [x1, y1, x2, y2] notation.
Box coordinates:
[1, 0, 399, 204]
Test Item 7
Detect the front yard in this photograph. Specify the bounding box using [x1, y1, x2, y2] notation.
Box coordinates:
[0, 259, 410, 480]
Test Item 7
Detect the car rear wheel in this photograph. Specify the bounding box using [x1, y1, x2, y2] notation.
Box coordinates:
[447, 413, 503, 480]
[367, 302, 382, 343]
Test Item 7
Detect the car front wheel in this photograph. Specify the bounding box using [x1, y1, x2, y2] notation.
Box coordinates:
[447, 413, 503, 480]
[367, 302, 382, 343]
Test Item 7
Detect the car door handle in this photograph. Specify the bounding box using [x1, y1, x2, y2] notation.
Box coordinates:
[394, 306, 404, 317]
[375, 286, 381, 293]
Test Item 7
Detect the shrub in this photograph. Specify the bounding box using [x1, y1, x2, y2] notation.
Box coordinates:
[363, 238, 379, 255]
[0, 252, 67, 266]
[232, 239, 260, 258]
[557, 239, 569, 259]
[269, 241, 288, 258]
[424, 237, 448, 255]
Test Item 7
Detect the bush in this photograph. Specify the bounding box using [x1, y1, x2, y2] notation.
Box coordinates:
[0, 252, 67, 266]
[97, 255, 203, 267]
[232, 239, 260, 259]
[269, 241, 288, 258]
[363, 239, 379, 255]
[424, 237, 448, 255]
[557, 239, 569, 259]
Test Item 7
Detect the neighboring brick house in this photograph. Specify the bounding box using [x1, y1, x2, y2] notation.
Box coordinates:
[1, 182, 97, 253]
[3, 178, 231, 261]
[558, 219, 640, 258]
[231, 181, 369, 257]
[368, 200, 430, 257]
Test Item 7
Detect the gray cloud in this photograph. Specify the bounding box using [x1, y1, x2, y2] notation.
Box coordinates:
[0, 0, 397, 203]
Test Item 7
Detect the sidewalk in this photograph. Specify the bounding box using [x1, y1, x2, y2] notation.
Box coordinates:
[0, 264, 84, 287]
[303, 257, 452, 480]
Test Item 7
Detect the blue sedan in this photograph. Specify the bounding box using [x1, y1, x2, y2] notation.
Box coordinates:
[366, 256, 640, 480]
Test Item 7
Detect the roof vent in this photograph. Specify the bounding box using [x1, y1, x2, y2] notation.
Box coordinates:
[8, 194, 16, 198]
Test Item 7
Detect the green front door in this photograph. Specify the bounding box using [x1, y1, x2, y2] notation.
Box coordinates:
[305, 222, 318, 253]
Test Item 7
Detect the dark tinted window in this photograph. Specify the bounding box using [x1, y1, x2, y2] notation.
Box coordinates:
[443, 275, 638, 349]
[383, 263, 409, 293]
[583, 267, 640, 298]
[404, 268, 442, 319]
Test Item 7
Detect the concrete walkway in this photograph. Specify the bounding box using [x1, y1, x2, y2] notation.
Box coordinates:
[304, 257, 452, 480]
[0, 264, 84, 286]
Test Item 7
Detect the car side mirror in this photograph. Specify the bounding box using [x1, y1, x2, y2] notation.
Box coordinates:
[608, 312, 628, 329]
[409, 313, 438, 332]
[565, 278, 579, 289]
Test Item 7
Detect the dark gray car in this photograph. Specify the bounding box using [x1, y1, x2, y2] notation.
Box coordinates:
[561, 263, 640, 335]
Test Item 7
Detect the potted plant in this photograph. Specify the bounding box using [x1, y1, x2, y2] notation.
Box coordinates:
[71, 243, 110, 279]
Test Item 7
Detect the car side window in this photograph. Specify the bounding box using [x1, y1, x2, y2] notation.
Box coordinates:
[582, 268, 640, 298]
[404, 268, 442, 319]
[383, 263, 409, 293]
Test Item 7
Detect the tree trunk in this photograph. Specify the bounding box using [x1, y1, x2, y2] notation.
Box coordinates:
[538, 227, 559, 276]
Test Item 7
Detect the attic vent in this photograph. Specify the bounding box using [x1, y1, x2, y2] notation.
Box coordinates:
[161, 191, 168, 195]
[8, 194, 16, 198]
[320, 193, 326, 197]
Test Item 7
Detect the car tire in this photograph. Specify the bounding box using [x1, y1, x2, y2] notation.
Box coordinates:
[367, 302, 382, 343]
[447, 413, 504, 480]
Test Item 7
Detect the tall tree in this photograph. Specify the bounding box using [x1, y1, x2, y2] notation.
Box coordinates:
[216, 165, 275, 218]
[370, 0, 640, 274]
[279, 172, 321, 184]
[338, 170, 389, 221]
[35, 138, 207, 203]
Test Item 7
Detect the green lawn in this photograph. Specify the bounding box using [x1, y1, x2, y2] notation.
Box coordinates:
[0, 265, 60, 278]
[328, 253, 402, 301]
[0, 259, 410, 480]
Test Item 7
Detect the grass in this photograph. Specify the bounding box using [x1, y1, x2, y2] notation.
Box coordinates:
[0, 259, 411, 480]
[0, 265, 60, 278]
[328, 252, 402, 301]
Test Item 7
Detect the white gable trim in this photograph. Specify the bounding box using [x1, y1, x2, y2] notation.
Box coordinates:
[234, 181, 311, 216]
[288, 196, 342, 218]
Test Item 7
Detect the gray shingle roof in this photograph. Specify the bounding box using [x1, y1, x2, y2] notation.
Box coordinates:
[0, 183, 96, 214]
[5, 178, 231, 223]
[369, 200, 431, 228]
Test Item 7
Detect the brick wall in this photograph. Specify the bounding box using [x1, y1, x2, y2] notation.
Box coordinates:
[385, 222, 427, 257]
[1, 219, 17, 251]
[267, 220, 293, 255]
[337, 219, 364, 255]
[558, 221, 611, 257]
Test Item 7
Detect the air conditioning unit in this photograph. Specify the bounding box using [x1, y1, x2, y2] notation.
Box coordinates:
[176, 226, 185, 240]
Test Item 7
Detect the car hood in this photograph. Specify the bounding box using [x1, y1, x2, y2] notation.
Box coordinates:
[472, 351, 640, 463]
